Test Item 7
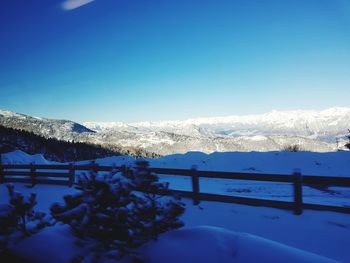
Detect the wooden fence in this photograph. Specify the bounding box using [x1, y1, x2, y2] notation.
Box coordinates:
[1, 162, 350, 215]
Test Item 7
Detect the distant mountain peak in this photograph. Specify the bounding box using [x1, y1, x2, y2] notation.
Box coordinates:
[0, 109, 26, 119]
[0, 108, 94, 140]
[1, 107, 349, 155]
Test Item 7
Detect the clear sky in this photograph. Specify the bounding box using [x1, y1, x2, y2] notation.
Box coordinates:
[0, 0, 349, 122]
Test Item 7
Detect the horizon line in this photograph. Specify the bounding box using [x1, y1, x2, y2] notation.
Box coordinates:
[1, 106, 349, 124]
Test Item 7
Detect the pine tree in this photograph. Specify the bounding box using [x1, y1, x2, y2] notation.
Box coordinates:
[50, 160, 185, 257]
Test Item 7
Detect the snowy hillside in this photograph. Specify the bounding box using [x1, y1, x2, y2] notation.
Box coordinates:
[1, 107, 350, 155]
[0, 109, 93, 140]
[84, 107, 350, 140]
[83, 107, 350, 154]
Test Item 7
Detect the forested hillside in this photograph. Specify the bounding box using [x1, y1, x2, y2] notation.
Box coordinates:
[0, 125, 158, 161]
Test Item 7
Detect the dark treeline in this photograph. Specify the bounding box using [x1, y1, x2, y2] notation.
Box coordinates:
[0, 125, 159, 162]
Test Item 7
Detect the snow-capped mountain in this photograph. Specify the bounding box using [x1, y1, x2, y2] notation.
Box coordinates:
[1, 107, 349, 155]
[0, 109, 94, 141]
[82, 107, 350, 153]
[84, 107, 350, 141]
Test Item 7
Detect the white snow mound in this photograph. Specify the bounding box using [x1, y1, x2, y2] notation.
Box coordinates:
[1, 150, 53, 164]
[142, 226, 338, 263]
[7, 225, 338, 263]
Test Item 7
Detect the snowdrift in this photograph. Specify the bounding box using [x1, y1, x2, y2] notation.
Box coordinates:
[6, 226, 338, 263]
[1, 150, 54, 165]
[2, 150, 350, 177]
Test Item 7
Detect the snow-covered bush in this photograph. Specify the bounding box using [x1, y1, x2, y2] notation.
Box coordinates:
[0, 184, 52, 251]
[5, 184, 37, 236]
[5, 184, 52, 235]
[50, 160, 185, 258]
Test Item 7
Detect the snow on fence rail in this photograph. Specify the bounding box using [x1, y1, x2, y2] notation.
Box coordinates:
[1, 162, 350, 215]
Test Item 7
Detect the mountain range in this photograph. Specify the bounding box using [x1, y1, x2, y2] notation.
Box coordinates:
[1, 107, 350, 155]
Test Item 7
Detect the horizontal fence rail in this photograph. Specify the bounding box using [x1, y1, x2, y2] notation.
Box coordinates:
[0, 163, 350, 215]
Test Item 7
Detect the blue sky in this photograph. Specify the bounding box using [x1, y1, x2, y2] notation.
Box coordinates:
[0, 0, 349, 122]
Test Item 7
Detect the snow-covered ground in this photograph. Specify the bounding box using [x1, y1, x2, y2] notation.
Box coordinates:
[7, 224, 340, 263]
[0, 183, 349, 262]
[5, 150, 350, 176]
[3, 150, 350, 206]
[1, 150, 350, 262]
[141, 226, 339, 263]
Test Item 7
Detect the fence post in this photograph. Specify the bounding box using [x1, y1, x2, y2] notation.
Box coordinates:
[69, 162, 75, 187]
[293, 169, 303, 215]
[94, 162, 99, 174]
[90, 160, 99, 177]
[30, 162, 36, 187]
[110, 164, 116, 175]
[119, 164, 126, 175]
[191, 165, 200, 205]
[0, 155, 3, 184]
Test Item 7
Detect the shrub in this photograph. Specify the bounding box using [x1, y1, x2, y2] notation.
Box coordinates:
[1, 185, 51, 236]
[283, 144, 301, 152]
[50, 160, 185, 257]
[4, 184, 37, 236]
[0, 185, 51, 251]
